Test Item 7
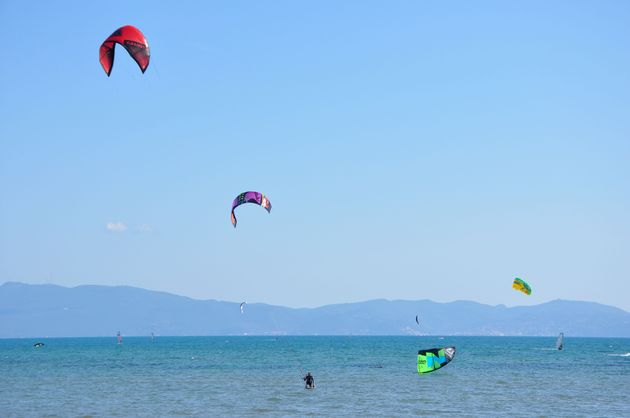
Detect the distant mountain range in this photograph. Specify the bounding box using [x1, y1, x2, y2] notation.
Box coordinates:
[1, 282, 629, 338]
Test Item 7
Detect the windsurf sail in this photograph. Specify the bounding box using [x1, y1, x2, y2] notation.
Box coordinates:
[417, 347, 455, 374]
[556, 332, 564, 350]
[117, 331, 123, 345]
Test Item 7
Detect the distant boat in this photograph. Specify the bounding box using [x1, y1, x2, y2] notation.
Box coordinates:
[556, 332, 564, 350]
[117, 331, 122, 345]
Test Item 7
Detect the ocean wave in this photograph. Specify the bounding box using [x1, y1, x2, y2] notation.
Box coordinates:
[608, 352, 630, 357]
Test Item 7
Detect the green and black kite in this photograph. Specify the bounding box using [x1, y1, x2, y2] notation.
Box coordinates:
[417, 347, 456, 374]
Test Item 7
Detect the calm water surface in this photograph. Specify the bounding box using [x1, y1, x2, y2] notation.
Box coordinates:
[1, 336, 629, 417]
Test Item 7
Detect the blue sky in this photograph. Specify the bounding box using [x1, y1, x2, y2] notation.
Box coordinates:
[1, 1, 629, 310]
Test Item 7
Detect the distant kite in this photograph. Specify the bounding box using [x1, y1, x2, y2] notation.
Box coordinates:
[240, 302, 247, 314]
[231, 191, 272, 228]
[100, 25, 150, 76]
[512, 277, 532, 296]
[415, 315, 420, 325]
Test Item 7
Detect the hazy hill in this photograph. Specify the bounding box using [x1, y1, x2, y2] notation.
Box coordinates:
[1, 282, 629, 337]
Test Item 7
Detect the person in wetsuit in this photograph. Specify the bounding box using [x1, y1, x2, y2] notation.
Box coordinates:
[303, 372, 315, 389]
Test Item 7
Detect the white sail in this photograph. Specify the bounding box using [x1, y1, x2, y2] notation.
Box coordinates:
[556, 332, 564, 350]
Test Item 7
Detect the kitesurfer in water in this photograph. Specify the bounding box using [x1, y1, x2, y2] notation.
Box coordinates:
[303, 372, 315, 389]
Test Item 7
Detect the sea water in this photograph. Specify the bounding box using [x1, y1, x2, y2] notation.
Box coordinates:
[1, 336, 629, 417]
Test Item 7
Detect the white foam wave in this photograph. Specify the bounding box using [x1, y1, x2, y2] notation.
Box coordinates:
[608, 352, 630, 357]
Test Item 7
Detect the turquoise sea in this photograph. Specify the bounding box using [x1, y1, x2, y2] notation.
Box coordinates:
[1, 336, 629, 417]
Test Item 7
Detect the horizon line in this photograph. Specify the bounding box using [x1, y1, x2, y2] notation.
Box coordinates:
[4, 334, 630, 340]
